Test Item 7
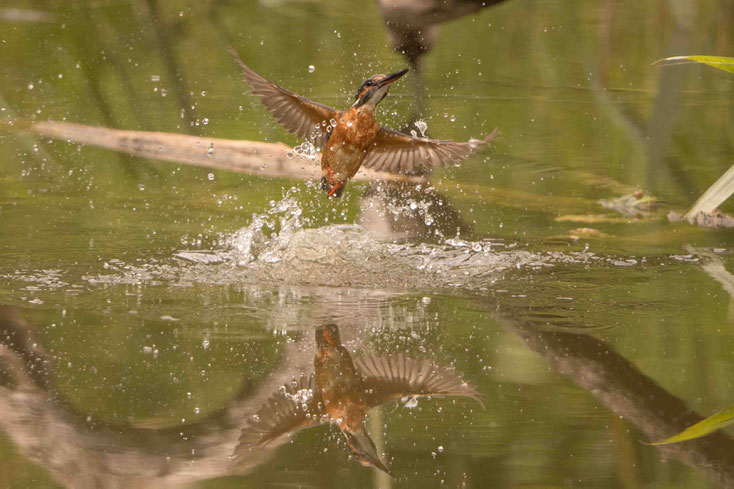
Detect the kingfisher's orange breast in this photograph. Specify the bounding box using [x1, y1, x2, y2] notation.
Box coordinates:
[321, 108, 380, 182]
[314, 344, 369, 430]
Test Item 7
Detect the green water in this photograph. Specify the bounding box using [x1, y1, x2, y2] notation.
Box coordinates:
[1, 0, 734, 488]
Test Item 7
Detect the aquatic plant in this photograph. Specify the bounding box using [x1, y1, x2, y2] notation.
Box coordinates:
[655, 55, 734, 225]
[653, 404, 734, 445]
[653, 55, 734, 74]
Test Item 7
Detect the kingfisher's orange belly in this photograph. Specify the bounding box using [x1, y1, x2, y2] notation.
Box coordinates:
[322, 389, 368, 431]
[322, 144, 366, 181]
[321, 109, 380, 184]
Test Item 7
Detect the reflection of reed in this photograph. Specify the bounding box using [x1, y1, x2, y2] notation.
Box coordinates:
[591, 0, 697, 193]
[83, 5, 150, 131]
[140, 0, 197, 134]
[645, 0, 695, 192]
[72, 4, 117, 129]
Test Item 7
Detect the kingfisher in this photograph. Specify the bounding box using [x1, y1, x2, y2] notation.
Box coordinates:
[236, 324, 484, 474]
[230, 48, 496, 198]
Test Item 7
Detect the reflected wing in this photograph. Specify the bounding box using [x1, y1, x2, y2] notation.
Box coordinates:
[362, 127, 497, 174]
[236, 374, 325, 454]
[354, 353, 484, 408]
[230, 48, 337, 148]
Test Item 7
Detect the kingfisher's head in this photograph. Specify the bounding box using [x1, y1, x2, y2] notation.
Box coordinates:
[315, 323, 342, 348]
[354, 68, 409, 109]
[344, 426, 392, 475]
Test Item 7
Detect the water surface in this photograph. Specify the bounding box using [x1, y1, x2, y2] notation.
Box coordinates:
[1, 0, 733, 488]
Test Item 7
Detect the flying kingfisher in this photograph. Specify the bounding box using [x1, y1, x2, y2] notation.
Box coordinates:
[235, 324, 484, 475]
[230, 48, 496, 198]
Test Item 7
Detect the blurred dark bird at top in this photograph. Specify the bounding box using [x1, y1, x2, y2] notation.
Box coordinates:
[236, 323, 483, 475]
[376, 0, 510, 71]
[230, 48, 495, 198]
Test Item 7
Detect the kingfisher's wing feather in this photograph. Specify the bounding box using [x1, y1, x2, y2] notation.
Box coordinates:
[353, 353, 484, 409]
[230, 48, 336, 149]
[361, 127, 497, 174]
[235, 374, 325, 457]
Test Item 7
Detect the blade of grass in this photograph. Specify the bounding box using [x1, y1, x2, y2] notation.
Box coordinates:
[652, 404, 734, 445]
[653, 55, 734, 73]
[685, 164, 734, 217]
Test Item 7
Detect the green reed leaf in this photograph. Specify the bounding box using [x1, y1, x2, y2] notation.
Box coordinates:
[652, 404, 734, 445]
[653, 55, 734, 73]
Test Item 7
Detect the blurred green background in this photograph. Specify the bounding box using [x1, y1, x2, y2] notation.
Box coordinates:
[1, 0, 733, 488]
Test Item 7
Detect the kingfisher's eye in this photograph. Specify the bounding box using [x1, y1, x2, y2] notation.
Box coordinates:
[365, 80, 374, 86]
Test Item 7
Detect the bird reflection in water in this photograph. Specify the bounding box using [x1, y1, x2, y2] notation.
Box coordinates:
[236, 323, 483, 474]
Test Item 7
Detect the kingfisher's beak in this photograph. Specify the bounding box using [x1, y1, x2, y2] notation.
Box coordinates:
[378, 68, 409, 88]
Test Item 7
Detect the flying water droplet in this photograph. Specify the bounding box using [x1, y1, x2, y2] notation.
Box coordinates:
[403, 396, 419, 408]
[414, 120, 428, 137]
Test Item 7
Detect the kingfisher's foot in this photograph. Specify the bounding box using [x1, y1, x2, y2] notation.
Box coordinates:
[328, 182, 344, 198]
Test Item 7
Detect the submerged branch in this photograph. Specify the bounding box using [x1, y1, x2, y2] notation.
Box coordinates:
[495, 311, 734, 488]
[31, 121, 428, 185]
[0, 306, 315, 488]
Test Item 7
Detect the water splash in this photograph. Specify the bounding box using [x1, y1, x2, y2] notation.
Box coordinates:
[293, 141, 318, 160]
[414, 120, 428, 138]
[225, 191, 305, 265]
[61, 189, 634, 293]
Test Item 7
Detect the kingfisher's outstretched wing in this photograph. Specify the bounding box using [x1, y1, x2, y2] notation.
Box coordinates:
[362, 128, 497, 174]
[230, 48, 336, 149]
[235, 374, 325, 456]
[353, 353, 484, 409]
